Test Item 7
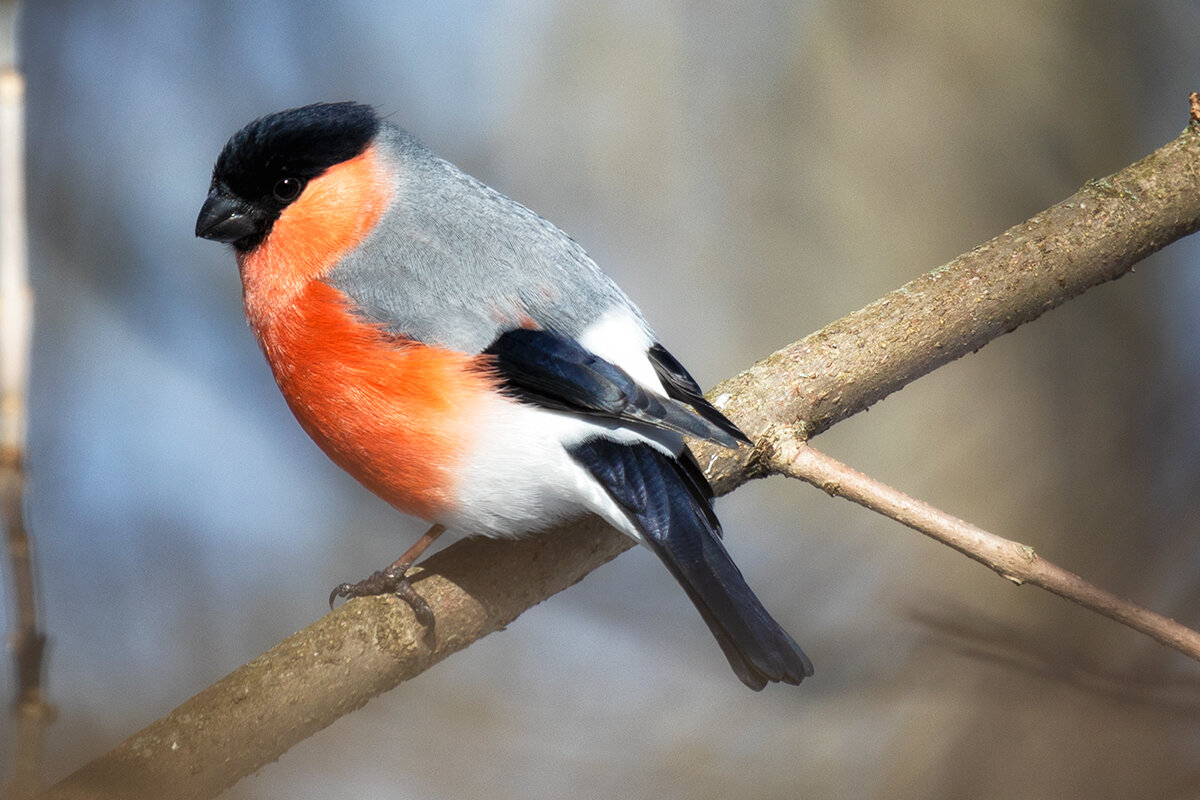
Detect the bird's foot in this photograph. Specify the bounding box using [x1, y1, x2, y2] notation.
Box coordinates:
[329, 568, 434, 628]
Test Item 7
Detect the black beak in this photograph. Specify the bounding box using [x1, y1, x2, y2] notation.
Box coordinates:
[195, 191, 263, 245]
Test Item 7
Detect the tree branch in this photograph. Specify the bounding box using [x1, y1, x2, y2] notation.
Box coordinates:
[38, 113, 1200, 799]
[691, 120, 1200, 493]
[1, 3, 53, 799]
[38, 518, 631, 800]
[768, 441, 1200, 661]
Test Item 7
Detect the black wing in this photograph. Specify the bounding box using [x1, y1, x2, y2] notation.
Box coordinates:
[647, 343, 751, 446]
[483, 328, 743, 447]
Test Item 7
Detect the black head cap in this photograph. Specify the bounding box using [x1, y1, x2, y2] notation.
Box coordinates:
[196, 102, 381, 252]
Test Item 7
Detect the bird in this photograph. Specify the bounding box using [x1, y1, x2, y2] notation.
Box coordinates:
[195, 101, 812, 689]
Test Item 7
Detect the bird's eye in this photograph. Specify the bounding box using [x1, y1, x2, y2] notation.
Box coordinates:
[273, 177, 303, 203]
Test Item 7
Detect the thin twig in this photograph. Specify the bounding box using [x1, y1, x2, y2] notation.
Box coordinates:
[35, 103, 1200, 800]
[768, 441, 1200, 661]
[1, 2, 51, 798]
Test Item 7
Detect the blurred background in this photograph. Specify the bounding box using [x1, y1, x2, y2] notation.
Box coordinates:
[4, 1, 1200, 797]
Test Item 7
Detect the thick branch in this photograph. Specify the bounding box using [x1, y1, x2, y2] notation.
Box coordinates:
[696, 123, 1200, 492]
[38, 121, 1200, 799]
[39, 519, 633, 800]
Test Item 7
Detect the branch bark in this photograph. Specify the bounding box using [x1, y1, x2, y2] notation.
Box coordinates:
[693, 122, 1200, 492]
[38, 117, 1200, 799]
[39, 518, 631, 800]
[770, 442, 1200, 661]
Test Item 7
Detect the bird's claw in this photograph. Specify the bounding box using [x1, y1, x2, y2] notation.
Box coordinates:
[328, 568, 435, 628]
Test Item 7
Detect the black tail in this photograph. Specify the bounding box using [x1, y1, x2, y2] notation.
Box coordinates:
[569, 438, 813, 690]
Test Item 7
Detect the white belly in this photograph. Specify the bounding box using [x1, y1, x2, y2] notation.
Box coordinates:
[438, 393, 682, 544]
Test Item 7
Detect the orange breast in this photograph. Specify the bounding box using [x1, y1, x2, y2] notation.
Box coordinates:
[234, 143, 495, 519]
[250, 280, 495, 519]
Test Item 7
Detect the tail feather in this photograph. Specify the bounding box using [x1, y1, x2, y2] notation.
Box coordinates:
[650, 523, 813, 689]
[569, 438, 812, 689]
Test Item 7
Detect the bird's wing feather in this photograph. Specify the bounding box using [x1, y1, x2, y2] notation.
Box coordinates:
[647, 343, 751, 446]
[482, 328, 743, 447]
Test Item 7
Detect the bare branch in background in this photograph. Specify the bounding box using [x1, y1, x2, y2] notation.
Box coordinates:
[36, 107, 1200, 799]
[1, 2, 52, 799]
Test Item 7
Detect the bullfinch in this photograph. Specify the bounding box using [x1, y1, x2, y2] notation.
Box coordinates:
[195, 102, 812, 689]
